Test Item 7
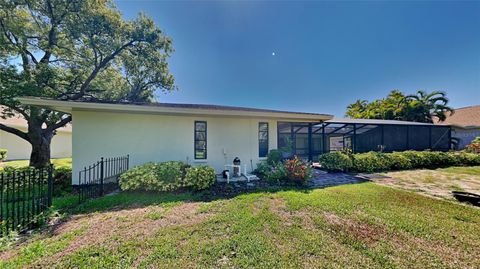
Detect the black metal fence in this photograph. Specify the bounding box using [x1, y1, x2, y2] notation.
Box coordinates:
[78, 155, 129, 203]
[0, 165, 53, 235]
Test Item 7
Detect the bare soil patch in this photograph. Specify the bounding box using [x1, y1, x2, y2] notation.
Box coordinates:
[373, 169, 480, 201]
[2, 202, 213, 267]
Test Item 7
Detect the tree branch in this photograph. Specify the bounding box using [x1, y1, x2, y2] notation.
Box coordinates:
[46, 115, 72, 133]
[39, 0, 59, 64]
[0, 123, 29, 142]
[71, 40, 137, 100]
[0, 18, 38, 65]
[2, 104, 30, 121]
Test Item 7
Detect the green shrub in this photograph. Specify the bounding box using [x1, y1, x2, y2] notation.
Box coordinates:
[254, 161, 272, 177]
[385, 152, 412, 170]
[255, 161, 288, 183]
[401, 151, 430, 168]
[119, 161, 217, 192]
[352, 152, 390, 173]
[266, 149, 283, 165]
[454, 151, 480, 166]
[264, 162, 288, 183]
[420, 152, 440, 168]
[318, 152, 353, 172]
[284, 156, 312, 184]
[319, 150, 480, 173]
[403, 151, 457, 168]
[0, 149, 7, 161]
[53, 166, 72, 196]
[184, 166, 216, 190]
[119, 161, 190, 192]
[0, 165, 72, 196]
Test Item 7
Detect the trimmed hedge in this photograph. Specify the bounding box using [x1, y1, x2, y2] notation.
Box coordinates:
[184, 166, 216, 191]
[0, 149, 7, 161]
[318, 152, 353, 172]
[119, 161, 216, 192]
[353, 152, 391, 173]
[319, 151, 480, 173]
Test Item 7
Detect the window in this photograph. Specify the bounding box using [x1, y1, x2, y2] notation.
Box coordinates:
[194, 121, 207, 159]
[259, 122, 269, 157]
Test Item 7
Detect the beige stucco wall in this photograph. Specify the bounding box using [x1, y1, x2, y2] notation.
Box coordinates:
[72, 110, 278, 184]
[0, 127, 72, 160]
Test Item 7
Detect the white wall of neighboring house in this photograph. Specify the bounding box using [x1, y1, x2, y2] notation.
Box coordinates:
[72, 110, 279, 184]
[452, 127, 480, 149]
[0, 127, 72, 160]
[0, 128, 31, 160]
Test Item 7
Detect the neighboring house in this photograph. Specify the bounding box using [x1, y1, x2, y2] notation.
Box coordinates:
[0, 107, 72, 160]
[434, 105, 480, 149]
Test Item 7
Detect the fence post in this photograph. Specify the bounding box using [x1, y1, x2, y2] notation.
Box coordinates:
[100, 157, 104, 196]
[47, 164, 53, 207]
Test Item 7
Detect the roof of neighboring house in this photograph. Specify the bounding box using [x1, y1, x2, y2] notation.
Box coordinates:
[433, 105, 480, 129]
[17, 97, 333, 122]
[327, 118, 435, 126]
[0, 106, 72, 132]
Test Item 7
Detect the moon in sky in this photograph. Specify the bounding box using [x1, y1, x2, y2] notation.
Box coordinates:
[272, 52, 276, 56]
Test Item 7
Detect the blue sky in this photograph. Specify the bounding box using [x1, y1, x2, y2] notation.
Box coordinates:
[115, 1, 480, 117]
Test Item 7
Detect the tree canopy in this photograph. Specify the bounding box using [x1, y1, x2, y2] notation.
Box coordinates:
[0, 0, 176, 166]
[345, 90, 454, 123]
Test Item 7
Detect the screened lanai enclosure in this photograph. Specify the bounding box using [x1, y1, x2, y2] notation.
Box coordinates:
[277, 119, 452, 161]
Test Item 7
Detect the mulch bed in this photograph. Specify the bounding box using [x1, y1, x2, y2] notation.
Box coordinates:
[198, 180, 305, 201]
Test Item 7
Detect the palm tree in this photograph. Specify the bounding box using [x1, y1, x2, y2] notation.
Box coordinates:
[404, 90, 454, 123]
[345, 100, 368, 118]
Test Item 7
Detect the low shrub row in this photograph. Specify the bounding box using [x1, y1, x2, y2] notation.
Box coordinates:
[1, 164, 72, 197]
[52, 166, 73, 196]
[0, 149, 7, 161]
[119, 161, 216, 192]
[319, 150, 480, 173]
[466, 136, 480, 153]
[255, 156, 313, 184]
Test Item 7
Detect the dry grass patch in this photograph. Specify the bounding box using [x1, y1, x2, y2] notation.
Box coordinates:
[1, 201, 213, 268]
[268, 197, 315, 230]
[374, 166, 480, 200]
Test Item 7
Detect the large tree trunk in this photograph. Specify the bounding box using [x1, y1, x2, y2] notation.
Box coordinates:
[28, 117, 54, 168]
[29, 136, 52, 168]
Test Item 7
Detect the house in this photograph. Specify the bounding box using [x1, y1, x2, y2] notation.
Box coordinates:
[434, 105, 480, 149]
[0, 106, 72, 160]
[17, 98, 453, 185]
[18, 98, 333, 184]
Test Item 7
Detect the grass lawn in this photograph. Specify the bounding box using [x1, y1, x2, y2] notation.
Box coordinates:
[0, 158, 72, 171]
[378, 166, 480, 200]
[1, 180, 479, 268]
